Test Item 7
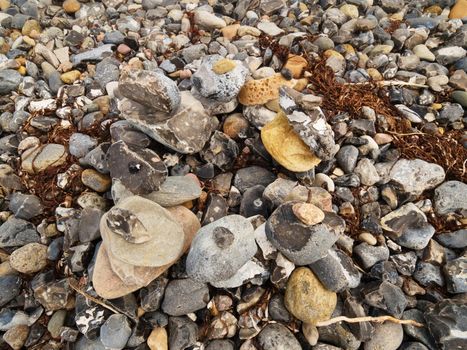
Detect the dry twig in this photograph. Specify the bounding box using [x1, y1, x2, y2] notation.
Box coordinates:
[316, 315, 424, 327]
[68, 278, 138, 322]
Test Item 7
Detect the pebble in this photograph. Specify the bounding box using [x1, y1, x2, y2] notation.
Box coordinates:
[147, 327, 168, 350]
[81, 169, 111, 192]
[186, 215, 257, 283]
[0, 275, 22, 307]
[99, 314, 132, 350]
[2, 324, 29, 350]
[284, 267, 337, 324]
[433, 180, 467, 215]
[363, 322, 403, 350]
[161, 278, 209, 316]
[9, 193, 43, 219]
[9, 243, 48, 274]
[257, 323, 301, 350]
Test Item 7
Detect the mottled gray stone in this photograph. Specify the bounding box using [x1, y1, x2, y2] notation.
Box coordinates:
[186, 215, 257, 283]
[425, 299, 467, 350]
[0, 217, 39, 248]
[381, 203, 435, 250]
[434, 181, 467, 216]
[257, 323, 301, 350]
[191, 55, 248, 102]
[0, 70, 22, 95]
[144, 176, 201, 206]
[266, 204, 344, 265]
[444, 257, 467, 294]
[389, 159, 445, 197]
[161, 278, 209, 316]
[119, 68, 180, 114]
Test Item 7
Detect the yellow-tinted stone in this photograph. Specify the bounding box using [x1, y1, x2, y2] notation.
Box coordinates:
[367, 68, 383, 81]
[221, 23, 240, 40]
[0, 0, 10, 11]
[294, 78, 308, 91]
[340, 4, 359, 18]
[81, 169, 111, 192]
[284, 267, 337, 324]
[63, 0, 81, 13]
[261, 112, 321, 172]
[424, 5, 442, 14]
[341, 44, 355, 54]
[323, 49, 344, 60]
[284, 55, 308, 79]
[431, 103, 443, 110]
[21, 19, 41, 36]
[223, 113, 249, 139]
[147, 327, 168, 350]
[60, 70, 81, 84]
[450, 0, 467, 19]
[238, 74, 297, 106]
[17, 66, 26, 75]
[212, 58, 236, 74]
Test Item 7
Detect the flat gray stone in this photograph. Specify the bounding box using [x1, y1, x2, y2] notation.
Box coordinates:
[144, 176, 201, 206]
[0, 217, 39, 248]
[434, 181, 467, 215]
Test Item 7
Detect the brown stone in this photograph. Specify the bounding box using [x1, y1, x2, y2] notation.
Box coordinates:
[2, 325, 29, 350]
[221, 24, 240, 41]
[223, 113, 249, 139]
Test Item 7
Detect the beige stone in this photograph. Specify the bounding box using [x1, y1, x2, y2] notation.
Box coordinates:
[9, 243, 48, 274]
[81, 169, 111, 192]
[238, 74, 297, 106]
[102, 196, 185, 267]
[93, 205, 199, 299]
[284, 267, 337, 324]
[22, 19, 41, 36]
[292, 202, 325, 226]
[148, 327, 168, 350]
[60, 70, 81, 84]
[261, 112, 321, 172]
[212, 58, 236, 74]
[284, 55, 308, 78]
[221, 24, 240, 40]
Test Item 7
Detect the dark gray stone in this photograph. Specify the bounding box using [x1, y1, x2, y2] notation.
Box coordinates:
[268, 293, 292, 323]
[234, 166, 276, 193]
[0, 69, 22, 95]
[309, 248, 361, 292]
[266, 204, 344, 265]
[336, 145, 359, 173]
[364, 281, 407, 317]
[425, 299, 467, 350]
[0, 217, 39, 248]
[161, 278, 210, 316]
[353, 243, 389, 269]
[402, 309, 437, 350]
[413, 262, 444, 287]
[107, 141, 167, 195]
[99, 314, 131, 350]
[444, 257, 467, 294]
[168, 316, 198, 350]
[0, 275, 22, 307]
[257, 323, 301, 350]
[8, 193, 43, 219]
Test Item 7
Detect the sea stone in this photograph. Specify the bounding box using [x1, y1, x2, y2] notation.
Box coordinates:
[283, 110, 339, 161]
[266, 202, 344, 265]
[119, 68, 180, 114]
[433, 181, 467, 215]
[93, 205, 199, 299]
[22, 144, 68, 174]
[107, 141, 167, 195]
[238, 74, 297, 106]
[144, 176, 202, 206]
[101, 196, 185, 267]
[120, 91, 218, 154]
[257, 323, 302, 350]
[9, 243, 48, 274]
[284, 267, 337, 324]
[381, 203, 435, 250]
[425, 299, 467, 350]
[186, 215, 257, 283]
[191, 55, 248, 102]
[0, 217, 39, 248]
[389, 159, 445, 197]
[261, 112, 321, 172]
